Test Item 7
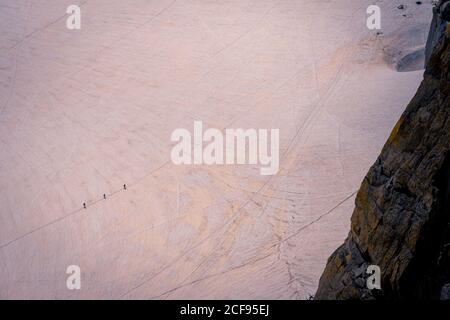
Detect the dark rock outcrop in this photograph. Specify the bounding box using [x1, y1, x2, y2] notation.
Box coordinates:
[426, 0, 450, 65]
[315, 2, 450, 300]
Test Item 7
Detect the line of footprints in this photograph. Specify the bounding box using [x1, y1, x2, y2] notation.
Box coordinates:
[83, 184, 127, 209]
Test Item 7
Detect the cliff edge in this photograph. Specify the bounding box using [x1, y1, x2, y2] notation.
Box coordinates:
[315, 1, 450, 300]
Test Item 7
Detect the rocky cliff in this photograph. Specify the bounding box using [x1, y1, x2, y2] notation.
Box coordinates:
[315, 1, 450, 300]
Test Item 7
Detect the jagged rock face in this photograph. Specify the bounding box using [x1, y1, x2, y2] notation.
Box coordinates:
[315, 3, 450, 300]
[426, 0, 450, 65]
